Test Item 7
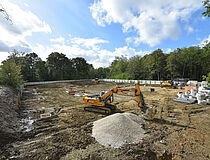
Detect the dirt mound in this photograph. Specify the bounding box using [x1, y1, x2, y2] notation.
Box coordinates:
[124, 99, 138, 106]
[92, 112, 145, 148]
[0, 86, 20, 147]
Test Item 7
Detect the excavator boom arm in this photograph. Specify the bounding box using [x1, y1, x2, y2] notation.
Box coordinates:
[100, 84, 144, 110]
[83, 84, 144, 114]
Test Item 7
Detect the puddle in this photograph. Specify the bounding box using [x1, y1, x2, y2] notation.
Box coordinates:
[19, 116, 36, 132]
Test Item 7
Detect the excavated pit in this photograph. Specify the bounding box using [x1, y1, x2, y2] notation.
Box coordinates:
[0, 81, 210, 160]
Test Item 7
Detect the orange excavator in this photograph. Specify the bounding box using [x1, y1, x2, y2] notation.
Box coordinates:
[83, 84, 145, 114]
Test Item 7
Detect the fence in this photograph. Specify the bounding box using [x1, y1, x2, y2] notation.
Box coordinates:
[101, 79, 163, 85]
[24, 79, 89, 86]
[23, 79, 163, 86]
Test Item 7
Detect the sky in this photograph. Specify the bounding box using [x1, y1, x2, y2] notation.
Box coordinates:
[0, 0, 209, 68]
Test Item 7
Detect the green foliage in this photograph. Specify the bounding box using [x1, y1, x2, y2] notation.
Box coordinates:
[127, 56, 142, 79]
[94, 67, 110, 79]
[22, 52, 43, 81]
[108, 45, 209, 81]
[114, 72, 132, 79]
[140, 49, 167, 80]
[8, 51, 48, 82]
[0, 59, 23, 88]
[202, 73, 210, 83]
[3, 42, 209, 83]
[110, 56, 129, 79]
[200, 42, 210, 76]
[166, 52, 181, 79]
[35, 60, 49, 81]
[150, 49, 167, 80]
[47, 52, 71, 80]
[202, 0, 210, 17]
[71, 57, 92, 79]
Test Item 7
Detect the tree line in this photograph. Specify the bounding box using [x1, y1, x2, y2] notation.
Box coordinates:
[109, 43, 210, 81]
[0, 42, 209, 88]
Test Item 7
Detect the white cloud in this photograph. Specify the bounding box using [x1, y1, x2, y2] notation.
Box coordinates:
[32, 36, 149, 68]
[0, 52, 10, 64]
[70, 37, 109, 50]
[32, 36, 111, 68]
[90, 0, 202, 47]
[185, 25, 194, 34]
[199, 35, 210, 47]
[50, 37, 65, 44]
[112, 46, 149, 58]
[165, 48, 172, 53]
[23, 3, 29, 7]
[201, 16, 206, 20]
[0, 0, 51, 54]
[32, 43, 54, 61]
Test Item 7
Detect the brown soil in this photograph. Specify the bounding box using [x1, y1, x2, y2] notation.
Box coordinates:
[0, 86, 20, 148]
[0, 81, 209, 160]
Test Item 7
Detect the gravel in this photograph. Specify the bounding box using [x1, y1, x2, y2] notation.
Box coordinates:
[92, 112, 145, 148]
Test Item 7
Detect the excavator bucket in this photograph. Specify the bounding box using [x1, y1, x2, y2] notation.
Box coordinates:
[144, 107, 154, 119]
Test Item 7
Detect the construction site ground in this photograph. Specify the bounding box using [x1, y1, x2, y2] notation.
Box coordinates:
[1, 81, 210, 160]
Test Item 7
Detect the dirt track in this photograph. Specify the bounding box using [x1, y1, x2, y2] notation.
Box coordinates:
[1, 81, 210, 160]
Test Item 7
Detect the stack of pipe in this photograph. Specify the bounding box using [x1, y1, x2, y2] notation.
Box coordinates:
[174, 81, 210, 104]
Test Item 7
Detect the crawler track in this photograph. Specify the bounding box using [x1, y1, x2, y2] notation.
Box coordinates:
[84, 106, 112, 115]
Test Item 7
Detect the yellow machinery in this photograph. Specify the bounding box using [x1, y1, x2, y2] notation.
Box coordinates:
[83, 84, 145, 114]
[161, 80, 177, 88]
[92, 78, 99, 84]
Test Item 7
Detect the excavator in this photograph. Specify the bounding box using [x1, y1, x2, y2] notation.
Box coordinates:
[160, 80, 177, 88]
[83, 84, 145, 114]
[92, 78, 99, 84]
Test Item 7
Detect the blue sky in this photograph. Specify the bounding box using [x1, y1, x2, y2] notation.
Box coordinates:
[0, 0, 209, 68]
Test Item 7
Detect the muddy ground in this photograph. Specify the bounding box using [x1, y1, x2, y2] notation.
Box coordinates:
[0, 81, 210, 160]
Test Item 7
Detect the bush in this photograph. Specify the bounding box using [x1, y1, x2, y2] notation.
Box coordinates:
[0, 59, 24, 88]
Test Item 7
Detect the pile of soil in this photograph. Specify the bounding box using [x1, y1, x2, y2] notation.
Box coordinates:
[92, 112, 145, 148]
[0, 86, 20, 147]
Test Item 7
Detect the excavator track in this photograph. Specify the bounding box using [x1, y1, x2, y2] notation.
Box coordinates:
[84, 106, 112, 115]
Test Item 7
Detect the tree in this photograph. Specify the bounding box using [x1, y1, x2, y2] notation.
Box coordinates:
[47, 52, 70, 80]
[202, 0, 210, 17]
[110, 56, 130, 79]
[8, 50, 25, 66]
[202, 73, 210, 84]
[0, 59, 23, 88]
[88, 64, 95, 79]
[152, 49, 167, 80]
[71, 57, 90, 79]
[141, 49, 166, 80]
[179, 46, 204, 80]
[0, 4, 13, 23]
[166, 52, 181, 79]
[7, 51, 48, 82]
[95, 67, 109, 79]
[22, 52, 42, 81]
[35, 60, 49, 81]
[127, 56, 142, 79]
